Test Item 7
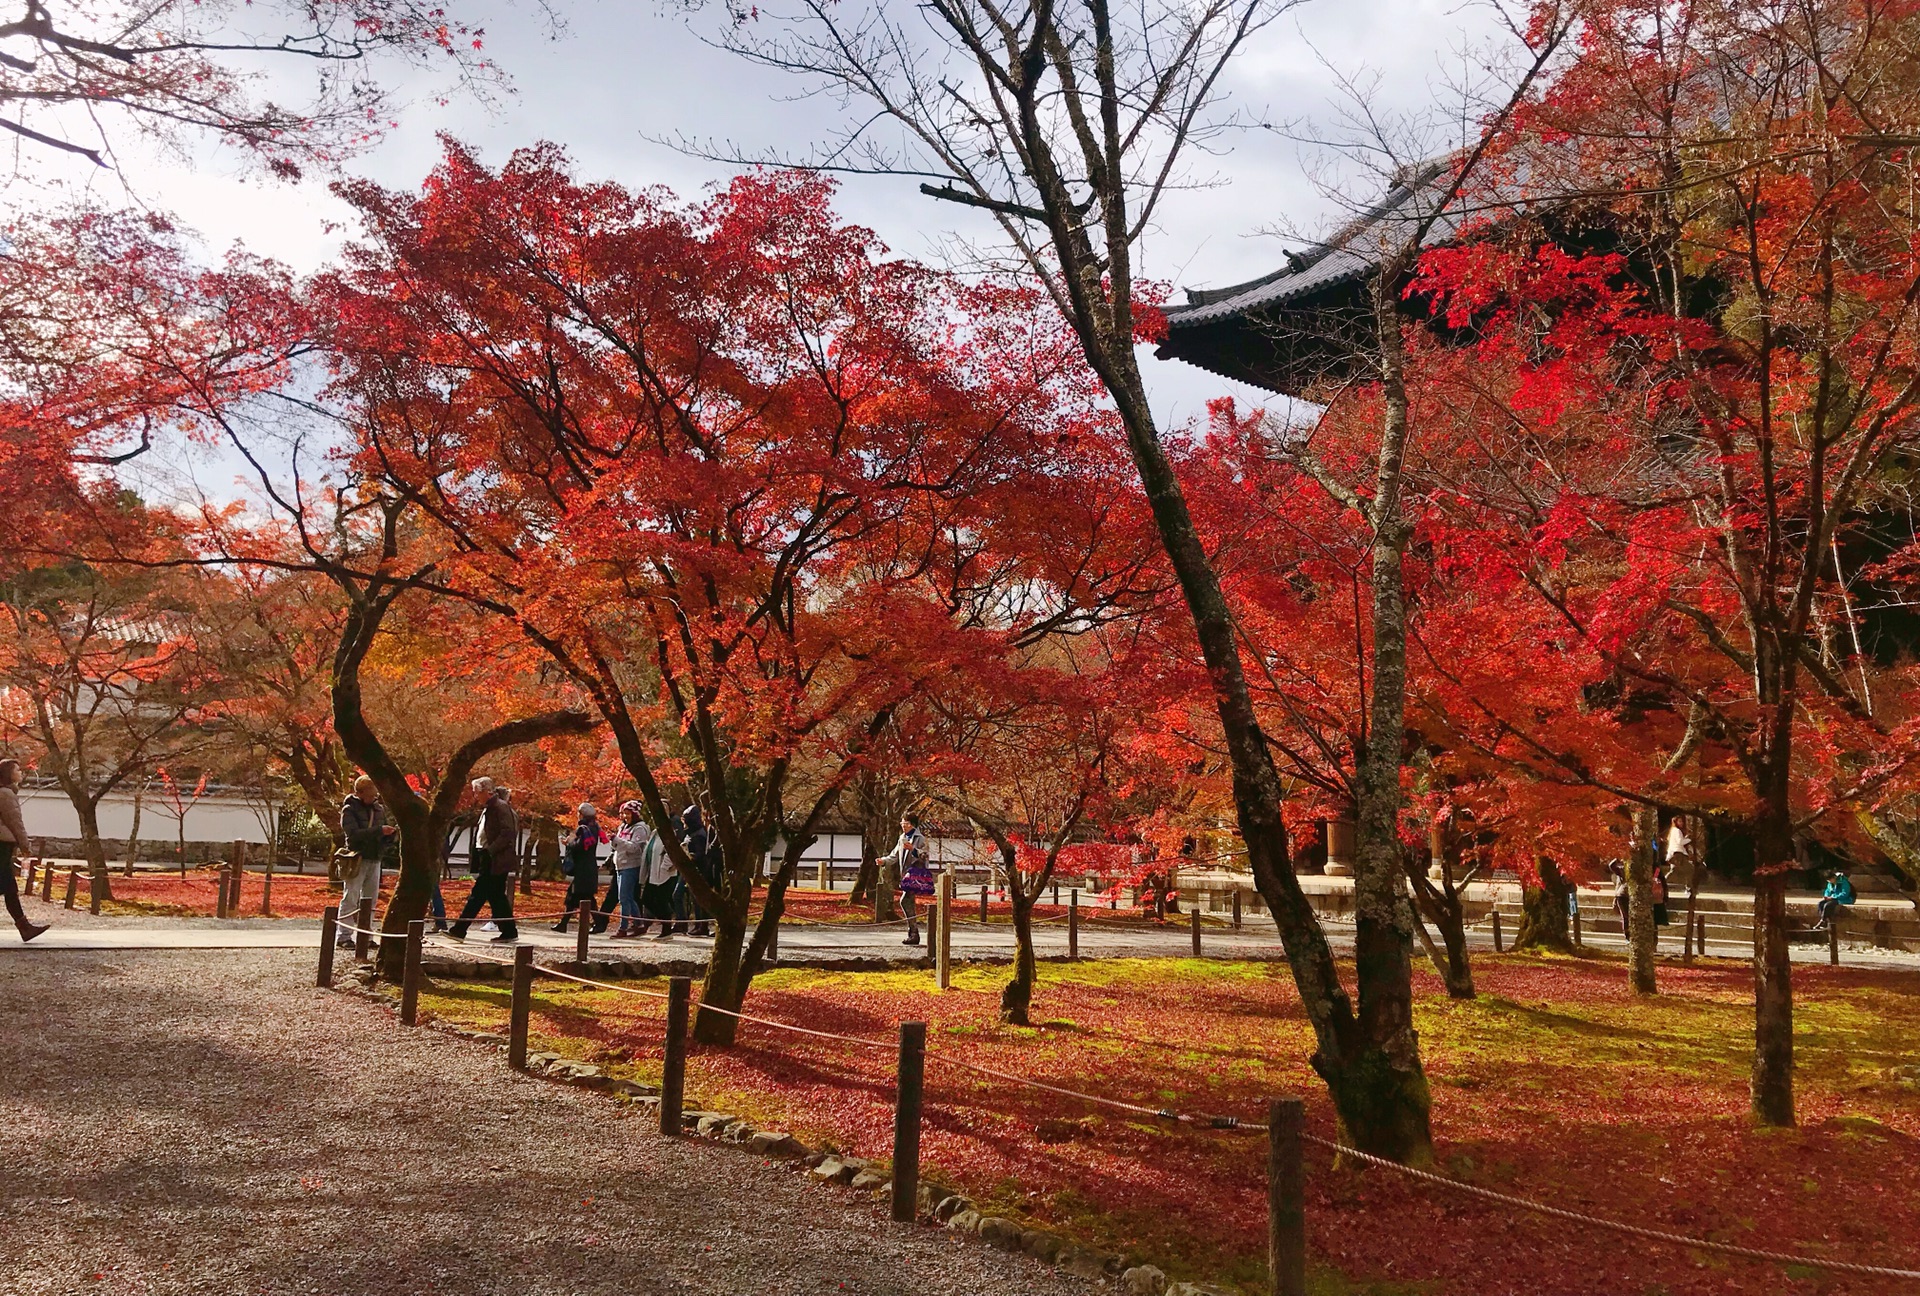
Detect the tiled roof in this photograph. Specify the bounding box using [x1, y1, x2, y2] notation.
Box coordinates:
[1164, 157, 1471, 329]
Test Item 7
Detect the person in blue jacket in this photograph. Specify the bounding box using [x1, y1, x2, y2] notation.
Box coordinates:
[1815, 870, 1854, 929]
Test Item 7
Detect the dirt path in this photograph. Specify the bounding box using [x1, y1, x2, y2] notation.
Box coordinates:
[0, 949, 1097, 1296]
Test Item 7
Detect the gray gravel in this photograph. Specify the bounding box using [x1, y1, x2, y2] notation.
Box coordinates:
[0, 948, 1101, 1296]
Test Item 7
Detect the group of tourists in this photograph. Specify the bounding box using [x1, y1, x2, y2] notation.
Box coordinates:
[554, 798, 720, 940]
[333, 776, 724, 945]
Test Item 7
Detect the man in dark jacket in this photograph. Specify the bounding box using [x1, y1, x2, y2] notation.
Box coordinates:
[337, 777, 393, 949]
[446, 778, 520, 942]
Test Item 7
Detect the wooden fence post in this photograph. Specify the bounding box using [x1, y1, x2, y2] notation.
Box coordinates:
[891, 1020, 927, 1223]
[1491, 909, 1504, 954]
[401, 920, 425, 1025]
[355, 898, 374, 961]
[1051, 882, 1059, 906]
[1571, 899, 1582, 949]
[40, 851, 54, 902]
[1696, 912, 1708, 957]
[1191, 906, 1202, 957]
[1268, 1097, 1307, 1296]
[63, 868, 78, 910]
[215, 864, 230, 920]
[979, 885, 988, 924]
[507, 945, 535, 1070]
[1233, 888, 1243, 930]
[21, 854, 34, 894]
[936, 873, 952, 990]
[767, 916, 778, 964]
[229, 841, 247, 914]
[660, 976, 690, 1135]
[318, 906, 339, 988]
[575, 903, 592, 965]
[1068, 889, 1080, 962]
[1828, 919, 1841, 966]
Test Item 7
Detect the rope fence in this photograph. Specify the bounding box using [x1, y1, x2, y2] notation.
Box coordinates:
[316, 905, 1920, 1291]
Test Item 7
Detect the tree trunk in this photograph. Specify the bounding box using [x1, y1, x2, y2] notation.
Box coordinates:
[999, 843, 1041, 1025]
[1001, 891, 1037, 1026]
[1626, 807, 1659, 994]
[850, 839, 878, 905]
[1750, 823, 1795, 1126]
[695, 915, 751, 1045]
[123, 782, 143, 876]
[1405, 855, 1474, 1000]
[375, 807, 435, 980]
[1513, 858, 1572, 952]
[74, 798, 113, 902]
[693, 837, 806, 1045]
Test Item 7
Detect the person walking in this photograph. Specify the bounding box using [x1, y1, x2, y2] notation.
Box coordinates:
[446, 778, 520, 943]
[0, 758, 48, 942]
[338, 777, 394, 950]
[608, 801, 651, 937]
[885, 813, 932, 946]
[1816, 870, 1855, 930]
[678, 803, 717, 939]
[554, 803, 605, 933]
[641, 824, 679, 941]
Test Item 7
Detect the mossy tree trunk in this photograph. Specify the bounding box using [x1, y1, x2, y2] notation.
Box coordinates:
[1513, 858, 1573, 952]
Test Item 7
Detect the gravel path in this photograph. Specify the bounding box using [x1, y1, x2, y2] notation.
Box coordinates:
[0, 949, 1101, 1296]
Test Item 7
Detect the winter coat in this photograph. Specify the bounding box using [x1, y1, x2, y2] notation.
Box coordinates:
[1824, 875, 1856, 905]
[610, 821, 652, 872]
[0, 786, 27, 846]
[340, 795, 386, 860]
[563, 817, 604, 875]
[679, 805, 721, 882]
[643, 832, 677, 887]
[477, 793, 520, 875]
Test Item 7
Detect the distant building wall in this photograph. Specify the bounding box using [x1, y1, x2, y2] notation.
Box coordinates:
[16, 786, 273, 858]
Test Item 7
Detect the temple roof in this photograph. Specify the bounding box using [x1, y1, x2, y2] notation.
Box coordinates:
[1155, 156, 1486, 395]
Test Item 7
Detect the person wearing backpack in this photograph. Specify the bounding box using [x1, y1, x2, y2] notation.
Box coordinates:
[554, 803, 604, 933]
[337, 777, 394, 950]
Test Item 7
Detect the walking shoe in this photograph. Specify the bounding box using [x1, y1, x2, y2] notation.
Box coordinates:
[690, 922, 710, 938]
[433, 921, 448, 932]
[551, 921, 569, 932]
[903, 930, 921, 946]
[442, 929, 466, 942]
[490, 933, 518, 943]
[17, 922, 47, 942]
[654, 929, 674, 941]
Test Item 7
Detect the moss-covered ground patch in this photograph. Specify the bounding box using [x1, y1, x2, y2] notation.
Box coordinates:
[401, 950, 1920, 1296]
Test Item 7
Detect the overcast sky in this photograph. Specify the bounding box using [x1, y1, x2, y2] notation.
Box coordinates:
[24, 0, 1504, 430]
